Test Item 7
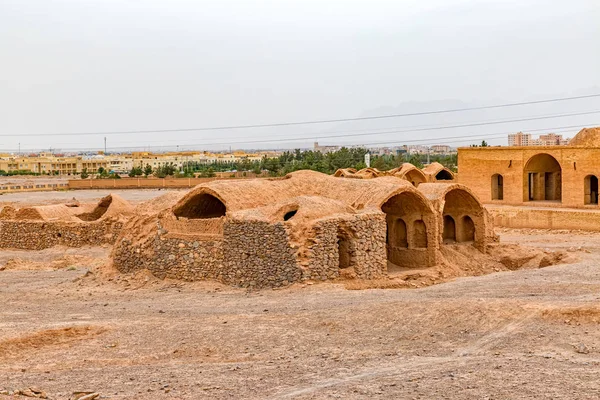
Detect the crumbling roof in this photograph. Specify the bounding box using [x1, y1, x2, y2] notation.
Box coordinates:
[6, 194, 133, 222]
[233, 195, 355, 223]
[388, 163, 427, 181]
[172, 170, 432, 215]
[354, 167, 384, 179]
[333, 168, 357, 178]
[75, 194, 134, 221]
[422, 162, 455, 180]
[13, 204, 86, 222]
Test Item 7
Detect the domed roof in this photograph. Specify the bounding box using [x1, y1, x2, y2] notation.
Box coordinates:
[569, 127, 600, 147]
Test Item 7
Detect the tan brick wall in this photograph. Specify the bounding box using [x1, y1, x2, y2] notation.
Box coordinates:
[458, 146, 600, 208]
[488, 205, 600, 231]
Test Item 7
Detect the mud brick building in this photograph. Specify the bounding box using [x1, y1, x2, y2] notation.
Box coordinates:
[457, 127, 600, 209]
[113, 170, 493, 288]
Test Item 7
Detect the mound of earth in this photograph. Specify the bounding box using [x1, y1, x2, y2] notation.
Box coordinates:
[345, 243, 572, 290]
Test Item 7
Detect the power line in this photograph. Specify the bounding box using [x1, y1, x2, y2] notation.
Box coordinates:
[4, 123, 594, 152]
[201, 110, 600, 146]
[355, 127, 587, 147]
[35, 108, 600, 148]
[13, 110, 598, 150]
[4, 93, 600, 137]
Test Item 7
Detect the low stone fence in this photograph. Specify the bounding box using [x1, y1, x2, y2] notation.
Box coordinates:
[0, 220, 124, 250]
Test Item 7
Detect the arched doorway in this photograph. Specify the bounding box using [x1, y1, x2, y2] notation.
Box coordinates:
[524, 154, 562, 202]
[491, 174, 504, 200]
[584, 175, 598, 205]
[442, 215, 456, 243]
[458, 216, 475, 242]
[337, 226, 355, 270]
[381, 191, 434, 267]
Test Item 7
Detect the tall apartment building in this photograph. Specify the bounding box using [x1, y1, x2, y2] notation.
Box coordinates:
[508, 132, 533, 146]
[508, 132, 569, 146]
[538, 133, 569, 146]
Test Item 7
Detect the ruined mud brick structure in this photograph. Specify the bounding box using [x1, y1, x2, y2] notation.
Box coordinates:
[422, 162, 456, 182]
[0, 194, 133, 249]
[457, 127, 600, 209]
[334, 162, 454, 185]
[113, 170, 493, 288]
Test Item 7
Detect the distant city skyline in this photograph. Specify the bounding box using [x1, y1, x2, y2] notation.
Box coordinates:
[1, 0, 599, 151]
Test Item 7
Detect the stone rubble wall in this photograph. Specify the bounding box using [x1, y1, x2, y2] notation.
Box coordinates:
[112, 220, 224, 281]
[222, 220, 301, 288]
[342, 215, 387, 279]
[300, 213, 387, 281]
[0, 219, 124, 250]
[113, 219, 299, 288]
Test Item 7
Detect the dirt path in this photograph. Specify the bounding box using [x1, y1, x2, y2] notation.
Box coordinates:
[1, 230, 600, 399]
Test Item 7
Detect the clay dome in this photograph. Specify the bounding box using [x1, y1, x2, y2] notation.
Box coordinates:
[569, 127, 600, 147]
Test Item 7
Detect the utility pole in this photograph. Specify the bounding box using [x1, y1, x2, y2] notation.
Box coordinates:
[427, 146, 431, 164]
[104, 137, 107, 154]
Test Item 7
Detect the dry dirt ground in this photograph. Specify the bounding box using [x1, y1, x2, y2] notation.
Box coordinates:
[0, 189, 178, 207]
[0, 228, 599, 399]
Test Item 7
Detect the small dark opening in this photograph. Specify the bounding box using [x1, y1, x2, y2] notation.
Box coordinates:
[338, 237, 351, 269]
[56, 232, 62, 238]
[283, 210, 298, 221]
[436, 170, 453, 180]
[173, 193, 226, 219]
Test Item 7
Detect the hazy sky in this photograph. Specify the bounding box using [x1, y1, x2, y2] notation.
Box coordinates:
[1, 0, 599, 153]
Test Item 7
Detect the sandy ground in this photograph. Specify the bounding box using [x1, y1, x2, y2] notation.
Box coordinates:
[0, 189, 180, 207]
[0, 229, 599, 399]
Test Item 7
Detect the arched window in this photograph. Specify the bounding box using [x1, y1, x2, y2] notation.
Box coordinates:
[458, 216, 475, 242]
[584, 175, 598, 205]
[443, 215, 456, 243]
[491, 174, 504, 200]
[413, 220, 428, 248]
[393, 218, 408, 248]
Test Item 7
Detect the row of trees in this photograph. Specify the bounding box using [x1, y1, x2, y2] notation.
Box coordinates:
[182, 147, 457, 177]
[78, 147, 458, 179]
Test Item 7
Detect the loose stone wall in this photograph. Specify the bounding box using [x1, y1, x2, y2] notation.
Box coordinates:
[300, 214, 387, 281]
[113, 230, 224, 281]
[0, 220, 124, 250]
[113, 213, 387, 288]
[222, 220, 301, 288]
[114, 219, 299, 288]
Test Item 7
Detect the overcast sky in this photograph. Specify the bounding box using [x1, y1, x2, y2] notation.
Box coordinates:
[1, 0, 599, 153]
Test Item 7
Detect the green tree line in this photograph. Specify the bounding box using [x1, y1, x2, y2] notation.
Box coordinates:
[81, 147, 458, 179]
